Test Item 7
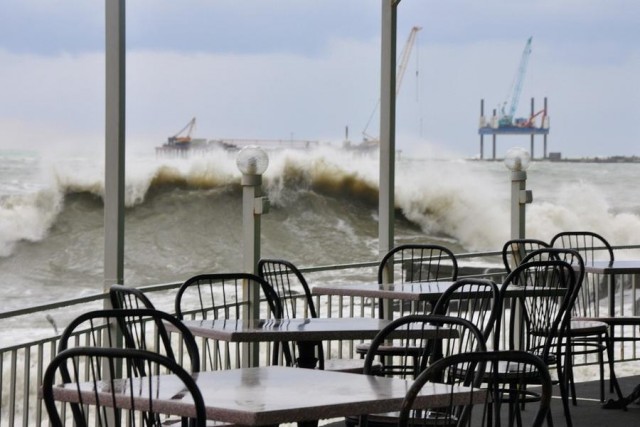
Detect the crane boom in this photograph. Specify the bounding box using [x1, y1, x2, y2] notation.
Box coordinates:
[395, 26, 422, 95]
[168, 117, 196, 145]
[361, 26, 422, 140]
[499, 37, 532, 126]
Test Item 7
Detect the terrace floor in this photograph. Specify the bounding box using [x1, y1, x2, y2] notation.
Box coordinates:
[321, 363, 640, 427]
[549, 372, 640, 426]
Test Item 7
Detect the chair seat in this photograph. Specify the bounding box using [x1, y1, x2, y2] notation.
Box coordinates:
[162, 418, 233, 427]
[576, 316, 640, 326]
[323, 358, 382, 374]
[346, 410, 456, 427]
[569, 319, 609, 336]
[356, 342, 424, 357]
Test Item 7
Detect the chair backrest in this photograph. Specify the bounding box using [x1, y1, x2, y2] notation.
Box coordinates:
[550, 231, 614, 264]
[109, 284, 156, 310]
[399, 350, 552, 427]
[432, 278, 501, 342]
[521, 248, 585, 318]
[258, 258, 317, 318]
[502, 238, 550, 273]
[57, 308, 200, 373]
[174, 272, 281, 369]
[377, 244, 458, 318]
[362, 314, 486, 379]
[378, 244, 458, 284]
[497, 260, 575, 362]
[550, 231, 613, 318]
[42, 347, 207, 427]
[175, 272, 281, 320]
[257, 259, 324, 367]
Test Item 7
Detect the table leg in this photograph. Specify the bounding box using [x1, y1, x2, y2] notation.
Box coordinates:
[294, 343, 320, 427]
[295, 342, 319, 369]
[609, 274, 616, 318]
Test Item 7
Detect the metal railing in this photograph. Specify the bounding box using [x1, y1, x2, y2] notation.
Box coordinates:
[2, 246, 639, 426]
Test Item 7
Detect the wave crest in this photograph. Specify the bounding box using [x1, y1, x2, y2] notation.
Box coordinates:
[0, 189, 63, 256]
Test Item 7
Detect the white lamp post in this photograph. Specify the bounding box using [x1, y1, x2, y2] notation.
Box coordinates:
[236, 145, 270, 274]
[505, 147, 533, 240]
[236, 146, 269, 367]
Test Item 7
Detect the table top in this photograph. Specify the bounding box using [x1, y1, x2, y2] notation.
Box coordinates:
[312, 281, 456, 302]
[49, 365, 483, 425]
[583, 260, 640, 274]
[180, 317, 456, 342]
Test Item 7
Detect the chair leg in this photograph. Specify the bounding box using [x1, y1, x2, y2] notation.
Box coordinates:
[545, 408, 554, 427]
[556, 361, 573, 427]
[605, 331, 624, 401]
[567, 354, 577, 406]
[598, 335, 605, 402]
[563, 339, 577, 406]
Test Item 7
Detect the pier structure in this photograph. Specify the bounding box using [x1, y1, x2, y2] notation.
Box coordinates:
[155, 137, 321, 157]
[478, 97, 550, 160]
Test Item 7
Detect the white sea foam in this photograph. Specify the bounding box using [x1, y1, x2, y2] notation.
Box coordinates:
[1, 148, 640, 260]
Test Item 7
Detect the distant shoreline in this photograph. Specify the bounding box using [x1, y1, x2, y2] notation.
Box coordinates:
[474, 155, 640, 164]
[547, 155, 640, 163]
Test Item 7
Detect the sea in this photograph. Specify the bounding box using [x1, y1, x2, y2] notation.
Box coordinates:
[2, 145, 640, 344]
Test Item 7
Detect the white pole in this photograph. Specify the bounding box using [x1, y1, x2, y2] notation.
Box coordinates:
[510, 170, 527, 240]
[505, 147, 532, 240]
[237, 147, 269, 367]
[379, 0, 398, 322]
[104, 0, 126, 303]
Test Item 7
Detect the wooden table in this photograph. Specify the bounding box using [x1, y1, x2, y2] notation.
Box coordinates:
[179, 317, 455, 369]
[583, 260, 640, 317]
[48, 365, 483, 426]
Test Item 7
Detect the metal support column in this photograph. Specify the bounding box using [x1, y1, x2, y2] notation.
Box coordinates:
[104, 0, 126, 304]
[379, 0, 398, 319]
[103, 0, 126, 400]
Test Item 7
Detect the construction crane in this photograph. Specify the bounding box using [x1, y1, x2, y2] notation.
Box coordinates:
[499, 37, 533, 127]
[395, 26, 422, 98]
[361, 26, 422, 141]
[168, 117, 196, 145]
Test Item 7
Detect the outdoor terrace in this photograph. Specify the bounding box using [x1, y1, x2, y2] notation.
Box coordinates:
[2, 245, 639, 426]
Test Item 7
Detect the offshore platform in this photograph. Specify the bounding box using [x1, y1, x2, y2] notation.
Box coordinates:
[478, 37, 550, 160]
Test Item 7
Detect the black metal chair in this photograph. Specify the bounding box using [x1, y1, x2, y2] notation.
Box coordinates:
[109, 284, 157, 310]
[399, 350, 552, 427]
[377, 244, 459, 318]
[356, 244, 459, 361]
[348, 314, 486, 427]
[502, 238, 550, 274]
[42, 347, 207, 427]
[496, 259, 576, 427]
[521, 247, 622, 404]
[432, 278, 501, 342]
[174, 272, 281, 369]
[550, 231, 631, 400]
[57, 308, 200, 373]
[550, 231, 615, 321]
[258, 258, 372, 372]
